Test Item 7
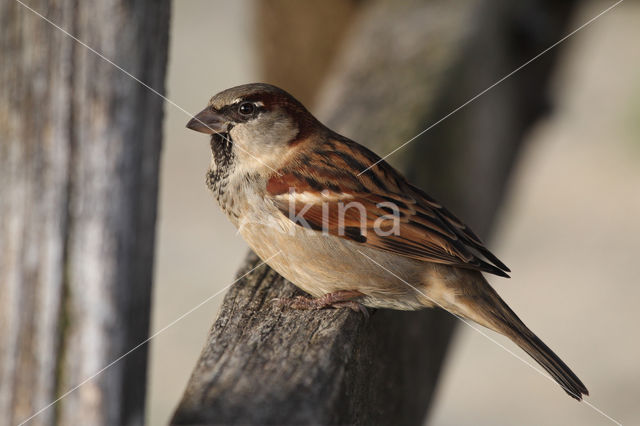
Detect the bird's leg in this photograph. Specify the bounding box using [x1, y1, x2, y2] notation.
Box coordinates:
[273, 290, 368, 316]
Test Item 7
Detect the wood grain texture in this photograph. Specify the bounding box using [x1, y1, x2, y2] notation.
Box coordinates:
[173, 0, 576, 424]
[173, 252, 452, 425]
[0, 1, 170, 425]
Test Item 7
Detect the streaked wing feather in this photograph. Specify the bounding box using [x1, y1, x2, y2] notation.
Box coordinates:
[267, 137, 510, 277]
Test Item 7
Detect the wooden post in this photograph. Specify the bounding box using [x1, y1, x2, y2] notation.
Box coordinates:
[0, 1, 170, 425]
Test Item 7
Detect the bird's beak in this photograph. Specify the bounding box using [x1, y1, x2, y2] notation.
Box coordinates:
[186, 107, 227, 134]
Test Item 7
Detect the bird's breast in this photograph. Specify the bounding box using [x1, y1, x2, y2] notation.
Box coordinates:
[235, 202, 429, 310]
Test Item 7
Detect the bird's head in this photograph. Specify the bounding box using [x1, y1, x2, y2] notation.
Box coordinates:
[187, 83, 321, 172]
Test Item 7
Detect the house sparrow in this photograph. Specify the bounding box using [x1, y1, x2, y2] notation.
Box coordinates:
[186, 83, 588, 400]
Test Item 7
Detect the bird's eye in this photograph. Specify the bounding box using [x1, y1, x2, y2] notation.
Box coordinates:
[238, 102, 255, 115]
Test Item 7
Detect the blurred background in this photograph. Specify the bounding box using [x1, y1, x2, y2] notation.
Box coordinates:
[149, 0, 639, 425]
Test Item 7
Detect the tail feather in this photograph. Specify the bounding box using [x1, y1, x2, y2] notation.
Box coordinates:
[499, 307, 589, 400]
[457, 278, 589, 400]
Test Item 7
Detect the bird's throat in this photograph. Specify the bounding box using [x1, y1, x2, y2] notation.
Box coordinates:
[210, 133, 234, 169]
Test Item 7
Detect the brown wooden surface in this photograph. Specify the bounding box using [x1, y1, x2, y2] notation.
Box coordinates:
[173, 0, 576, 424]
[255, 0, 361, 108]
[0, 1, 170, 425]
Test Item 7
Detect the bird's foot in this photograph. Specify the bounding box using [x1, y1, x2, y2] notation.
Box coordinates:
[273, 290, 369, 318]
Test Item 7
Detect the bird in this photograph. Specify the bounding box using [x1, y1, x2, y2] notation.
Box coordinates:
[186, 82, 588, 400]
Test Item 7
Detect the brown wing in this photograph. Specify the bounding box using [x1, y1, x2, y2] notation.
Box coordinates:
[267, 136, 510, 277]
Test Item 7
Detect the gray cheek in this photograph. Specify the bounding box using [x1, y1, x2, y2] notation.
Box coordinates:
[264, 115, 299, 146]
[230, 113, 298, 150]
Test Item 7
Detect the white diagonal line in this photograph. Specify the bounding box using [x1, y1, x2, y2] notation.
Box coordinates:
[13, 0, 281, 176]
[356, 250, 622, 425]
[358, 0, 624, 176]
[17, 251, 280, 426]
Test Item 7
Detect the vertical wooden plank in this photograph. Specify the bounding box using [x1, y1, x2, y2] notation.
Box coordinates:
[0, 2, 74, 424]
[0, 1, 170, 424]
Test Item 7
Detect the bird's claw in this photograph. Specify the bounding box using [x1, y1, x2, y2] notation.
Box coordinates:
[271, 293, 369, 318]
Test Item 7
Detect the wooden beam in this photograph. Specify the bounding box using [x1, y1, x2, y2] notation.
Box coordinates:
[0, 1, 170, 424]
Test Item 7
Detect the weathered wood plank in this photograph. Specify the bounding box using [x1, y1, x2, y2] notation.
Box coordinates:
[172, 253, 452, 425]
[0, 1, 170, 424]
